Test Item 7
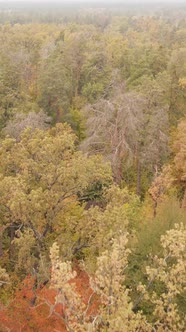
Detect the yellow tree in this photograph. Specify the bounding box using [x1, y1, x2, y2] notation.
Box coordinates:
[0, 123, 111, 274]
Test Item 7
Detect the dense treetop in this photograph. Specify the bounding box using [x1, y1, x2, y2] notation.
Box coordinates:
[0, 2, 185, 331]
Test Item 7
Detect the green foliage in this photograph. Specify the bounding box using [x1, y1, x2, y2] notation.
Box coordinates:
[0, 6, 186, 331]
[125, 197, 186, 317]
[0, 123, 111, 278]
[68, 107, 86, 141]
[13, 229, 37, 276]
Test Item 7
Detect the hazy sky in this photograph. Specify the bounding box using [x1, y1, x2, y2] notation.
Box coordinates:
[0, 0, 183, 2]
[0, 0, 184, 3]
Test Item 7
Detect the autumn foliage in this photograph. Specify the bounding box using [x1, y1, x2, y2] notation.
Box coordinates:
[0, 2, 186, 331]
[0, 264, 99, 332]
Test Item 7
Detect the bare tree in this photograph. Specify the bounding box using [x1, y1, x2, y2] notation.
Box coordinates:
[81, 80, 169, 193]
[81, 87, 145, 183]
[3, 110, 51, 140]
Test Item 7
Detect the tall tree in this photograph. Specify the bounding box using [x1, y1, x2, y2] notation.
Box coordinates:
[0, 123, 111, 275]
[81, 83, 145, 184]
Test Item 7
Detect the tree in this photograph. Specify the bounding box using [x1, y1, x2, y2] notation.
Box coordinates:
[136, 223, 186, 332]
[49, 242, 87, 332]
[81, 84, 145, 184]
[172, 118, 186, 207]
[148, 165, 174, 217]
[3, 110, 51, 141]
[168, 48, 186, 124]
[0, 123, 111, 276]
[80, 34, 112, 103]
[81, 76, 169, 195]
[37, 49, 74, 122]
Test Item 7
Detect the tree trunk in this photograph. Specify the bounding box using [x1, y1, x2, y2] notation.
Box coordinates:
[56, 107, 62, 123]
[75, 68, 80, 98]
[181, 186, 186, 208]
[153, 200, 157, 218]
[136, 158, 141, 196]
[0, 234, 3, 257]
[9, 225, 15, 260]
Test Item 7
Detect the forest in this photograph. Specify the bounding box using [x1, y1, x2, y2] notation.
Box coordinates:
[0, 1, 185, 331]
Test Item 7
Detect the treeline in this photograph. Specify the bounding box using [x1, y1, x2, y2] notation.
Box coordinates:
[0, 14, 185, 193]
[0, 6, 185, 332]
[0, 1, 186, 25]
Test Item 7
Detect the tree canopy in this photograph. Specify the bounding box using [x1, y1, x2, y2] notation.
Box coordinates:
[0, 2, 186, 331]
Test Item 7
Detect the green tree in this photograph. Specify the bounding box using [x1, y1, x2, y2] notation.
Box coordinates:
[0, 123, 111, 276]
